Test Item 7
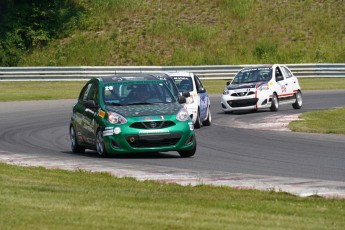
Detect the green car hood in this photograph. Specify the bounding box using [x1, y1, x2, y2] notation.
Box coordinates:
[105, 103, 182, 117]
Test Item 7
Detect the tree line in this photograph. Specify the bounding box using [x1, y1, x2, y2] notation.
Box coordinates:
[0, 0, 84, 66]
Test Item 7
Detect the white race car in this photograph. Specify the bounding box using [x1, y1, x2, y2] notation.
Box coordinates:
[221, 64, 302, 113]
[168, 72, 211, 128]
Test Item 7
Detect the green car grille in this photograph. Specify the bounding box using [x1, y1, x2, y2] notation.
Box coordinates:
[125, 133, 182, 148]
[130, 121, 175, 129]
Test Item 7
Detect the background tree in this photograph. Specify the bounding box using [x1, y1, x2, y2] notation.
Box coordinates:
[0, 0, 84, 66]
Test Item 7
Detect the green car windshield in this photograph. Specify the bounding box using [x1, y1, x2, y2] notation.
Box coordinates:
[103, 81, 177, 106]
[232, 68, 273, 84]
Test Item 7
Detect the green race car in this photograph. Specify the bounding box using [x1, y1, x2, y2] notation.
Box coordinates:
[69, 73, 196, 157]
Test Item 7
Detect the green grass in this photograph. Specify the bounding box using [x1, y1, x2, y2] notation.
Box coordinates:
[289, 108, 345, 135]
[298, 78, 345, 91]
[1, 0, 343, 66]
[0, 81, 85, 102]
[0, 162, 344, 229]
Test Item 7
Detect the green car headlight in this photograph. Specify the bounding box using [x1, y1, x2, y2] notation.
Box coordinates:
[176, 107, 189, 121]
[108, 111, 127, 124]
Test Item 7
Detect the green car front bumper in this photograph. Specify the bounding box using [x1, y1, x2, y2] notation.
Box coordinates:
[101, 115, 195, 154]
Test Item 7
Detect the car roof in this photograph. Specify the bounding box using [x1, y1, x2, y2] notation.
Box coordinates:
[241, 64, 274, 70]
[150, 72, 172, 79]
[167, 71, 192, 77]
[101, 73, 160, 83]
[150, 72, 169, 77]
[241, 64, 291, 71]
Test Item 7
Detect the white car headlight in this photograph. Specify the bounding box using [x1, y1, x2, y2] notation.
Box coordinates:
[223, 88, 229, 95]
[258, 83, 269, 91]
[108, 111, 127, 124]
[176, 107, 189, 121]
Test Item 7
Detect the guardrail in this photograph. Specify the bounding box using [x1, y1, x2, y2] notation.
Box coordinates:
[0, 63, 344, 81]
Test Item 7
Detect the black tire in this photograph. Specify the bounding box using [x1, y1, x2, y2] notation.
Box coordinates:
[292, 91, 302, 109]
[194, 109, 201, 129]
[178, 137, 196, 158]
[69, 126, 85, 153]
[96, 130, 108, 157]
[202, 107, 211, 126]
[270, 93, 279, 111]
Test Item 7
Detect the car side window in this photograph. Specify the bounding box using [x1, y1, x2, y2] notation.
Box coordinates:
[79, 83, 92, 101]
[194, 75, 201, 92]
[79, 82, 98, 102]
[87, 83, 98, 101]
[275, 67, 284, 82]
[282, 66, 293, 79]
[195, 75, 205, 93]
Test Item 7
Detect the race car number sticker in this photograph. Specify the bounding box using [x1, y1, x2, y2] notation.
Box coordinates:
[281, 85, 287, 93]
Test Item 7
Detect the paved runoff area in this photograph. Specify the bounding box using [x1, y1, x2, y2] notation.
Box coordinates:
[214, 113, 302, 132]
[1, 150, 344, 199]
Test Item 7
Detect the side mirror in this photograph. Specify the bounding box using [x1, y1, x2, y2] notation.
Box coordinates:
[226, 81, 231, 86]
[182, 91, 190, 97]
[85, 100, 98, 109]
[198, 87, 206, 93]
[178, 96, 186, 104]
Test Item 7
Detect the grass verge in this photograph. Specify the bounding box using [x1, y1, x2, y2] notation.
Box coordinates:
[297, 78, 345, 91]
[0, 81, 85, 102]
[7, 1, 344, 66]
[1, 78, 345, 102]
[0, 162, 344, 229]
[289, 108, 345, 135]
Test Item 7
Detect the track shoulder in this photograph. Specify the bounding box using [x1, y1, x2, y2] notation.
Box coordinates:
[1, 150, 344, 198]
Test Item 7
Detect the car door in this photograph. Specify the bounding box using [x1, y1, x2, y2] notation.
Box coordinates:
[281, 65, 296, 95]
[274, 66, 287, 98]
[73, 82, 93, 145]
[194, 75, 209, 120]
[82, 80, 99, 146]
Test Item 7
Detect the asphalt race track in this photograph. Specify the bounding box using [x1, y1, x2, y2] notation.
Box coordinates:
[1, 90, 345, 197]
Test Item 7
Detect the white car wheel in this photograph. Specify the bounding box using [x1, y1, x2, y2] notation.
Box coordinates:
[194, 109, 201, 129]
[292, 91, 302, 109]
[202, 107, 211, 126]
[270, 93, 279, 111]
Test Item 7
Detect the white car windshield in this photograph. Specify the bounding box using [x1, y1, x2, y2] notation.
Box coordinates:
[232, 68, 272, 84]
[172, 76, 193, 92]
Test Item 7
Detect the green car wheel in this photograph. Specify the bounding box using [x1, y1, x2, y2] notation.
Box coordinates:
[70, 126, 85, 153]
[178, 136, 196, 158]
[96, 130, 108, 157]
